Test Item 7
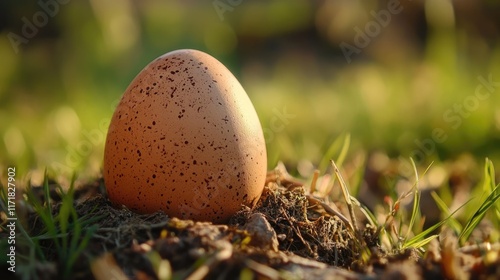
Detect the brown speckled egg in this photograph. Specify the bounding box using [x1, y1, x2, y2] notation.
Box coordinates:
[103, 49, 267, 223]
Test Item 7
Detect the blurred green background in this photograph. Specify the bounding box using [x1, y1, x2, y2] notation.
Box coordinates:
[1, 0, 499, 183]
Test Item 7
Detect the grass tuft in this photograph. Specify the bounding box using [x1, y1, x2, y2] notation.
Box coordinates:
[2, 171, 103, 279]
[458, 184, 500, 245]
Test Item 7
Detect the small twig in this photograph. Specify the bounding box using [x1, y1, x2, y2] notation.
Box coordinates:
[331, 160, 359, 235]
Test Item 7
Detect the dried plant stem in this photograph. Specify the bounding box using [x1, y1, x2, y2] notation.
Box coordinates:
[306, 194, 354, 232]
[331, 160, 359, 235]
[310, 169, 320, 193]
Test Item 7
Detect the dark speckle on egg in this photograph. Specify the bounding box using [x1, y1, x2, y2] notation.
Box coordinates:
[103, 49, 267, 223]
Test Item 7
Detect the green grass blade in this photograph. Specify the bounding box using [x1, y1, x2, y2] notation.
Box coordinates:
[57, 173, 77, 261]
[459, 184, 500, 245]
[58, 196, 71, 260]
[25, 176, 62, 254]
[354, 197, 378, 227]
[404, 157, 419, 240]
[18, 244, 39, 280]
[14, 220, 47, 262]
[407, 234, 439, 251]
[405, 187, 420, 242]
[349, 154, 366, 197]
[403, 197, 470, 249]
[32, 232, 69, 240]
[403, 220, 443, 249]
[483, 158, 496, 192]
[42, 169, 52, 219]
[403, 159, 433, 243]
[15, 221, 35, 246]
[67, 225, 98, 272]
[42, 171, 63, 257]
[335, 133, 350, 170]
[0, 183, 7, 209]
[430, 191, 462, 234]
[69, 205, 82, 269]
[483, 158, 500, 223]
[318, 133, 350, 173]
[70, 212, 81, 245]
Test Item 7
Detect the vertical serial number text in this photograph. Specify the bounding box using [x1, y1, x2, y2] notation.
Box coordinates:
[6, 167, 17, 273]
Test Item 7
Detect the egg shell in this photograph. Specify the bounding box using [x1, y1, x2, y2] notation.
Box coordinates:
[104, 49, 267, 223]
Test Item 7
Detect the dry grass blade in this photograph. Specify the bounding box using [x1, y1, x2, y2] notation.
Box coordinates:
[310, 169, 320, 193]
[331, 160, 359, 234]
[306, 194, 354, 232]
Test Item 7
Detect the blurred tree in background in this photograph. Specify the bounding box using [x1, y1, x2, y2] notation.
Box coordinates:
[0, 0, 499, 182]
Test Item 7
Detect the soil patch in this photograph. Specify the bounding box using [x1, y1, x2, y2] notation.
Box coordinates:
[1, 171, 499, 279]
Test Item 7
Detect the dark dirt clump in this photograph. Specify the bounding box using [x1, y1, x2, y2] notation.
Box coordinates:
[230, 184, 360, 268]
